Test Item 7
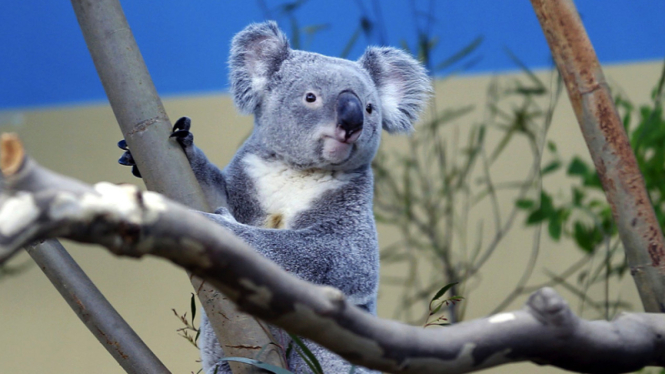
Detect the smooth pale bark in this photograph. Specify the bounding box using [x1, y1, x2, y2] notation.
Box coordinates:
[1, 136, 663, 374]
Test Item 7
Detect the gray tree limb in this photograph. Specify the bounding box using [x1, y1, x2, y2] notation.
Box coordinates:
[25, 239, 170, 374]
[1, 136, 664, 374]
[69, 0, 283, 370]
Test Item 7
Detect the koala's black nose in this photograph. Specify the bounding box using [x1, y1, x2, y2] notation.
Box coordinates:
[337, 91, 364, 138]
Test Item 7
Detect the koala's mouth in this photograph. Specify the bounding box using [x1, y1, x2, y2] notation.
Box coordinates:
[321, 135, 357, 164]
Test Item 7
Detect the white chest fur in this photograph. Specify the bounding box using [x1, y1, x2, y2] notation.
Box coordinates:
[243, 153, 351, 229]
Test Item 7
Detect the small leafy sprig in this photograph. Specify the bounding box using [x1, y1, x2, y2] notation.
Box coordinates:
[173, 293, 200, 348]
[424, 282, 464, 327]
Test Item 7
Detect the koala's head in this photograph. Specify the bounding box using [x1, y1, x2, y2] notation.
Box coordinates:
[230, 21, 431, 171]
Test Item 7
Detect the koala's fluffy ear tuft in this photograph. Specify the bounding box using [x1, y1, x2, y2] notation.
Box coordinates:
[229, 21, 290, 114]
[359, 47, 432, 133]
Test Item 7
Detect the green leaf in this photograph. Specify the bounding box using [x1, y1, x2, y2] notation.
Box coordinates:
[539, 191, 555, 215]
[567, 157, 589, 177]
[190, 293, 197, 324]
[526, 191, 555, 225]
[221, 357, 295, 374]
[339, 25, 361, 59]
[541, 160, 561, 175]
[584, 173, 603, 189]
[526, 208, 547, 224]
[434, 36, 484, 72]
[547, 140, 557, 153]
[288, 16, 301, 50]
[572, 187, 585, 206]
[515, 199, 535, 210]
[429, 282, 459, 306]
[430, 301, 444, 316]
[503, 47, 546, 94]
[548, 212, 562, 241]
[572, 221, 601, 253]
[289, 334, 324, 374]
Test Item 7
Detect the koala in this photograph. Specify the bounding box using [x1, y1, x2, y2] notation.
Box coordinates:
[119, 21, 430, 374]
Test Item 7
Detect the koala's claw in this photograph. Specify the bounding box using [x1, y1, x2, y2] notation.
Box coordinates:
[170, 116, 194, 148]
[117, 139, 142, 178]
[117, 139, 129, 151]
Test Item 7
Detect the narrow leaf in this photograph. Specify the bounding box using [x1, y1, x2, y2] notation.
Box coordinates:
[289, 334, 324, 374]
[515, 198, 535, 210]
[221, 357, 295, 374]
[430, 282, 459, 305]
[541, 160, 561, 175]
[190, 293, 197, 323]
[548, 213, 562, 241]
[434, 36, 484, 72]
[547, 140, 557, 153]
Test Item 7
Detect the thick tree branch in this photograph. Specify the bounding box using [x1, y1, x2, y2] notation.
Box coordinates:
[2, 137, 664, 374]
[69, 0, 282, 370]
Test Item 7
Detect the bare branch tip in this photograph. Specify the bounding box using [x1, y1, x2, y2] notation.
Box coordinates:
[1, 133, 25, 176]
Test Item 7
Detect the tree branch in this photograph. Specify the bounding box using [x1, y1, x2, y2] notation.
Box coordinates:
[531, 0, 665, 313]
[69, 0, 282, 370]
[2, 136, 664, 374]
[25, 239, 171, 373]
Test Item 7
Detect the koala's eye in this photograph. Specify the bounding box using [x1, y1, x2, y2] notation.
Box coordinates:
[305, 92, 317, 103]
[366, 103, 373, 114]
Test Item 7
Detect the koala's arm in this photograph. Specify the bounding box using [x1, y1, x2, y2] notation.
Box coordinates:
[170, 117, 228, 210]
[181, 144, 228, 210]
[206, 211, 345, 278]
[202, 210, 377, 304]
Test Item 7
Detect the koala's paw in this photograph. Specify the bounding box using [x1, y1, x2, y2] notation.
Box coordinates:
[170, 117, 194, 149]
[117, 139, 142, 178]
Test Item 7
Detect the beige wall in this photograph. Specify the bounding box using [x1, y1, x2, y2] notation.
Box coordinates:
[0, 60, 661, 373]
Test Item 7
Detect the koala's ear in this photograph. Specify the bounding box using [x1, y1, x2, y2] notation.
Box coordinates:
[229, 21, 290, 114]
[359, 47, 432, 133]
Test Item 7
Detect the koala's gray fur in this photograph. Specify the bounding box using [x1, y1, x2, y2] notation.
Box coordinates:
[179, 21, 431, 374]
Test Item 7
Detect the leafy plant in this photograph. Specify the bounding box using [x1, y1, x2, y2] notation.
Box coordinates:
[287, 334, 324, 374]
[424, 282, 464, 327]
[173, 293, 201, 348]
[374, 48, 562, 323]
[513, 61, 665, 319]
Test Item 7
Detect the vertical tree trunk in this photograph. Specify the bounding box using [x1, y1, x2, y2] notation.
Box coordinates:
[531, 0, 665, 313]
[69, 0, 285, 372]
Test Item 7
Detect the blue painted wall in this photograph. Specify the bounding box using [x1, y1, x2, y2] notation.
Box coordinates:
[1, 0, 664, 109]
